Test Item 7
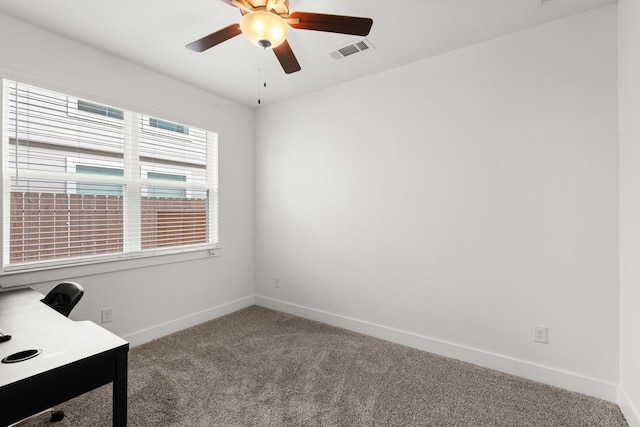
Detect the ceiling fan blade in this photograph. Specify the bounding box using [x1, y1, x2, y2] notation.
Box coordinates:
[186, 24, 242, 52]
[288, 12, 373, 36]
[273, 40, 301, 74]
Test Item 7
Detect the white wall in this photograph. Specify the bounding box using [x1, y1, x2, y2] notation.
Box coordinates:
[0, 13, 255, 345]
[618, 0, 640, 425]
[255, 6, 619, 400]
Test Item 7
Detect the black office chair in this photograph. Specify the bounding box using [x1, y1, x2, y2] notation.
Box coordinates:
[41, 281, 84, 317]
[14, 282, 85, 425]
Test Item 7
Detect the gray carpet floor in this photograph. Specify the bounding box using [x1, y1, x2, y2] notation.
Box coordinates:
[21, 306, 627, 426]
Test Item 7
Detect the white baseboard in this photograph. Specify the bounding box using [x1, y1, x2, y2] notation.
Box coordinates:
[123, 295, 255, 347]
[619, 386, 640, 427]
[255, 295, 619, 403]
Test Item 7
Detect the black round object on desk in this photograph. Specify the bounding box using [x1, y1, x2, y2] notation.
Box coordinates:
[1, 348, 41, 363]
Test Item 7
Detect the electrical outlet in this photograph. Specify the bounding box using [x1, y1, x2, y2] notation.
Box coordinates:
[274, 277, 280, 288]
[101, 307, 113, 324]
[534, 326, 548, 344]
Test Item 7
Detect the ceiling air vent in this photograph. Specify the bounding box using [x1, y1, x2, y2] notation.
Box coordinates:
[330, 38, 374, 60]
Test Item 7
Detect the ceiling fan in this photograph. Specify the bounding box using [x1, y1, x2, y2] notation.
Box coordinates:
[186, 0, 373, 74]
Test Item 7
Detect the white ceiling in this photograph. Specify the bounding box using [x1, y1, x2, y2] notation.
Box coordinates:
[0, 0, 616, 108]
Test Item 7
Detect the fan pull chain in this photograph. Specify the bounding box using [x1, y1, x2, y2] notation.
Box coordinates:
[257, 49, 268, 105]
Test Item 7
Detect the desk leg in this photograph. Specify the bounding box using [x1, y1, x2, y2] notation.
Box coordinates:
[113, 351, 128, 426]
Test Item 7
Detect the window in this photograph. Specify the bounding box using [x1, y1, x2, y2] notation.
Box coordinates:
[77, 100, 124, 120]
[148, 117, 189, 135]
[1, 79, 218, 273]
[146, 171, 187, 199]
[75, 164, 124, 196]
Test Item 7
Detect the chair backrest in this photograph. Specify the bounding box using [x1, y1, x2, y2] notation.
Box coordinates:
[41, 282, 85, 317]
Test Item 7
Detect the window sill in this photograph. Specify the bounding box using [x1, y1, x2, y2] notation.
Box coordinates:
[0, 246, 221, 289]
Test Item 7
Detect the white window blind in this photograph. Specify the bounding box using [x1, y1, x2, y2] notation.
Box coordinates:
[1, 79, 218, 272]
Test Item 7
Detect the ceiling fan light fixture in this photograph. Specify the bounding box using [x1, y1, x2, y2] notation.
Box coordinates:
[240, 11, 289, 49]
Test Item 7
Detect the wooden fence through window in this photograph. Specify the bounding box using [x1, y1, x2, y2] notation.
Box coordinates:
[10, 192, 207, 264]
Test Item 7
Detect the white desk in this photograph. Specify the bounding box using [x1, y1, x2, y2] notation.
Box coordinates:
[0, 288, 129, 426]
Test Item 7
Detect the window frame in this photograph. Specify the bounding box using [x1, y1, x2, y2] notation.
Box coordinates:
[0, 78, 220, 285]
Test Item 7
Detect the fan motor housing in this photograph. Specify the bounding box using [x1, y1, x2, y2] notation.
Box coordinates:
[239, 0, 290, 17]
